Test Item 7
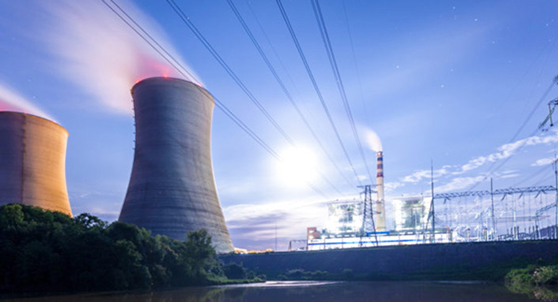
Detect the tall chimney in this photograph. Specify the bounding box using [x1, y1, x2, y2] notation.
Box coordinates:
[376, 151, 386, 232]
[119, 77, 233, 253]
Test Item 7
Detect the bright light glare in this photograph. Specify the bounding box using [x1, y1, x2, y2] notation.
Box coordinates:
[276, 146, 318, 187]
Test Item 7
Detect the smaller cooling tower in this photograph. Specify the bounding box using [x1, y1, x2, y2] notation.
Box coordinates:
[119, 77, 233, 253]
[0, 112, 72, 216]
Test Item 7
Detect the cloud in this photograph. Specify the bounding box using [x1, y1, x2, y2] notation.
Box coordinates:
[0, 83, 54, 121]
[402, 167, 449, 183]
[435, 176, 486, 193]
[532, 157, 556, 167]
[42, 0, 200, 115]
[223, 197, 328, 250]
[455, 130, 558, 174]
[402, 130, 558, 186]
[384, 182, 404, 192]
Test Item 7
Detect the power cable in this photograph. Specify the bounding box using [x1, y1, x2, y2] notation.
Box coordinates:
[102, 0, 200, 84]
[166, 0, 295, 146]
[276, 0, 363, 186]
[227, 0, 355, 189]
[341, 1, 368, 127]
[167, 0, 341, 196]
[467, 78, 558, 191]
[311, 0, 374, 182]
[102, 0, 330, 198]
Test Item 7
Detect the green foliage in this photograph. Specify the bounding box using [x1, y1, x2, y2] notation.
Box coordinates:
[223, 262, 247, 280]
[283, 269, 330, 280]
[0, 204, 259, 294]
[505, 264, 558, 299]
[342, 269, 354, 280]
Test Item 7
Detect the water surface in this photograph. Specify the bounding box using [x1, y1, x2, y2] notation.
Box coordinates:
[3, 281, 542, 301]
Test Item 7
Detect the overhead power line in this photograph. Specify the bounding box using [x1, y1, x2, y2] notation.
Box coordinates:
[226, 0, 354, 189]
[102, 0, 200, 84]
[467, 76, 558, 191]
[102, 0, 330, 198]
[311, 0, 374, 182]
[166, 0, 295, 146]
[276, 0, 363, 186]
[167, 0, 341, 196]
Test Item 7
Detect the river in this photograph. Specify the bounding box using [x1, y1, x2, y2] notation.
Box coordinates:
[2, 281, 553, 301]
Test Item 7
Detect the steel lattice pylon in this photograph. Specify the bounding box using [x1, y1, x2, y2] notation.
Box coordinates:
[359, 185, 378, 247]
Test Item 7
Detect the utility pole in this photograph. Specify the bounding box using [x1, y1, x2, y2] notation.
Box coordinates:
[491, 178, 496, 241]
[430, 161, 435, 242]
[554, 155, 558, 240]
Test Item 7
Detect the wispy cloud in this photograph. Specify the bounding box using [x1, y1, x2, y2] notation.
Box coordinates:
[42, 0, 200, 115]
[385, 181, 404, 192]
[532, 157, 556, 167]
[402, 167, 449, 183]
[402, 130, 558, 188]
[436, 176, 486, 193]
[223, 197, 328, 250]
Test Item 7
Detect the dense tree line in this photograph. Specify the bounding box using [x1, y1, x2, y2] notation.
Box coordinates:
[0, 204, 257, 293]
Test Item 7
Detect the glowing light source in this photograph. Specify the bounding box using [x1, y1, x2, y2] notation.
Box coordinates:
[276, 146, 318, 187]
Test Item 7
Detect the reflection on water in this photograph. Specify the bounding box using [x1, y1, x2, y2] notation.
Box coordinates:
[3, 281, 550, 302]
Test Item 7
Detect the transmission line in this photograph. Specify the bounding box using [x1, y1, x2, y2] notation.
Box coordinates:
[468, 77, 558, 191]
[167, 0, 343, 195]
[166, 0, 295, 146]
[102, 0, 331, 198]
[276, 0, 363, 186]
[101, 0, 200, 84]
[311, 0, 374, 182]
[227, 0, 355, 189]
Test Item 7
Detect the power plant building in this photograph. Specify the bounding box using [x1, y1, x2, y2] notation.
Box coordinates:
[119, 77, 234, 253]
[0, 112, 72, 216]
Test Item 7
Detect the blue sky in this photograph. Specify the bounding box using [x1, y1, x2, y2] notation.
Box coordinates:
[1, 0, 557, 250]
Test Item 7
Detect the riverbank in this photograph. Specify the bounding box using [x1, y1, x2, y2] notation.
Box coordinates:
[0, 281, 538, 301]
[220, 240, 558, 281]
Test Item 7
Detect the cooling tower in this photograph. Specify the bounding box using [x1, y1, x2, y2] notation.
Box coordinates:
[119, 77, 234, 253]
[376, 151, 386, 232]
[0, 111, 72, 216]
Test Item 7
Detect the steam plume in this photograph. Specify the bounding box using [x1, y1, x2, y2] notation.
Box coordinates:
[364, 128, 383, 152]
[43, 0, 201, 115]
[0, 83, 54, 121]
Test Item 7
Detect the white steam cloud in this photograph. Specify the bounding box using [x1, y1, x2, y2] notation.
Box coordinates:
[364, 128, 383, 152]
[0, 83, 54, 121]
[43, 0, 201, 115]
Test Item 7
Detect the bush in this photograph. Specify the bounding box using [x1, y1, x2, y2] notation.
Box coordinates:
[0, 204, 252, 293]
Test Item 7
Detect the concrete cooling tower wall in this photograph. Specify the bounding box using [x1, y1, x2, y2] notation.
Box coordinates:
[119, 77, 233, 253]
[0, 112, 72, 216]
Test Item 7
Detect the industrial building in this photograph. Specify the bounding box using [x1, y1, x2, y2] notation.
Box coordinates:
[305, 151, 452, 251]
[0, 111, 72, 216]
[119, 77, 234, 254]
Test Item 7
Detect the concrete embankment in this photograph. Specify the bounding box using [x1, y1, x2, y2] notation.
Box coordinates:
[220, 240, 558, 280]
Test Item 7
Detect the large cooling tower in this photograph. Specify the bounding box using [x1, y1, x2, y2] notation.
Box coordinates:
[0, 112, 72, 216]
[119, 77, 233, 253]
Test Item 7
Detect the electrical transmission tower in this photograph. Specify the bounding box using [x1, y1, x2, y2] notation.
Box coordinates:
[359, 185, 378, 247]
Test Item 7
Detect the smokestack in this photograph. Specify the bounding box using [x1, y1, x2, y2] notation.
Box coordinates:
[0, 112, 72, 216]
[118, 77, 233, 253]
[376, 151, 386, 232]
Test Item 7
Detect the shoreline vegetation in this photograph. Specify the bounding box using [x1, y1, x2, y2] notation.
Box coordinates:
[2, 204, 558, 299]
[0, 204, 262, 296]
[505, 264, 558, 300]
